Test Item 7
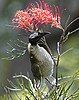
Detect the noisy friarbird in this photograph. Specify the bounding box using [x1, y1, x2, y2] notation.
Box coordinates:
[28, 32, 55, 81]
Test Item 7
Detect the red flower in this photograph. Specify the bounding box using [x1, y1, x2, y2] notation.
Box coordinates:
[12, 0, 62, 32]
[12, 10, 33, 31]
[29, 8, 53, 25]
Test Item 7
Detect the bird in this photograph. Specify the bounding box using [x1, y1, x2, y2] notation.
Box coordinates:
[28, 32, 55, 81]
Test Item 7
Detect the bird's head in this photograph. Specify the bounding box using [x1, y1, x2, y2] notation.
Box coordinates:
[29, 32, 51, 45]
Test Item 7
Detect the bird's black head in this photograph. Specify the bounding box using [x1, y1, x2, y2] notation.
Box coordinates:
[29, 32, 50, 45]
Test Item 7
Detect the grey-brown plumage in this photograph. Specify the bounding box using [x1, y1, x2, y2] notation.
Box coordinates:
[28, 32, 55, 80]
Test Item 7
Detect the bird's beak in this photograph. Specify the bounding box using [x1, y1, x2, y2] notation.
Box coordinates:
[39, 32, 51, 37]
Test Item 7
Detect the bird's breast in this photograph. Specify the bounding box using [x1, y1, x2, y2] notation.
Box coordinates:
[28, 43, 54, 78]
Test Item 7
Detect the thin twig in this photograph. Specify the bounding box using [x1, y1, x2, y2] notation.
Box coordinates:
[64, 15, 70, 30]
[58, 75, 79, 81]
[13, 75, 34, 90]
[68, 27, 79, 35]
[5, 86, 21, 91]
[56, 28, 65, 87]
[65, 17, 79, 32]
[60, 48, 73, 57]
[56, 42, 61, 87]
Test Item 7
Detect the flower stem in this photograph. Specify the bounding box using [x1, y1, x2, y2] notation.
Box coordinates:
[56, 29, 65, 87]
[56, 42, 60, 87]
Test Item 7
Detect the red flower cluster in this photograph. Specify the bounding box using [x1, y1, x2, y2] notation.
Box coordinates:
[12, 11, 33, 31]
[12, 0, 62, 32]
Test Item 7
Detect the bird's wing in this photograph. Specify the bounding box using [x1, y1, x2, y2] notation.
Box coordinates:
[38, 36, 56, 78]
[38, 36, 52, 56]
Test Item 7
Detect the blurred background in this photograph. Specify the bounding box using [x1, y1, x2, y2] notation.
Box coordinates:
[0, 0, 79, 96]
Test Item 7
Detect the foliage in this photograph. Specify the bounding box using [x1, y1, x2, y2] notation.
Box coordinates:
[0, 71, 79, 100]
[2, 38, 27, 60]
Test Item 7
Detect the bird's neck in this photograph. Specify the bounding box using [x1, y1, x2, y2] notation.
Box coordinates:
[28, 43, 38, 54]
